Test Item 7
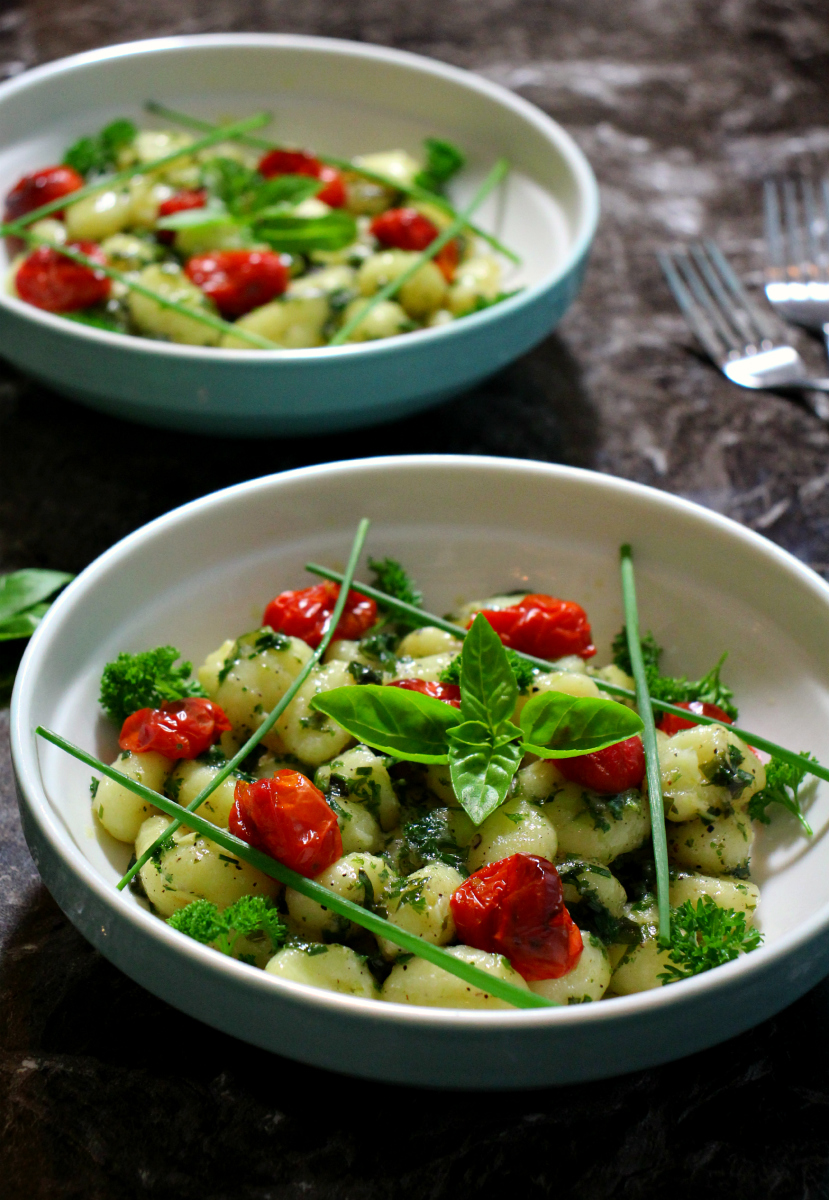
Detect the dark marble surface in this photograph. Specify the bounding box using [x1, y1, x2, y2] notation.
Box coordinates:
[4, 1, 829, 1196]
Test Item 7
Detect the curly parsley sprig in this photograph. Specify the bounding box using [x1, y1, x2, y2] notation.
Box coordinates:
[658, 896, 763, 984]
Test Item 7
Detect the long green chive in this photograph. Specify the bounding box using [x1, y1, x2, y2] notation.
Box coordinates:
[117, 518, 371, 890]
[620, 545, 670, 943]
[36, 727, 553, 1010]
[0, 113, 271, 235]
[144, 101, 520, 264]
[305, 561, 829, 790]
[17, 234, 279, 351]
[329, 158, 509, 346]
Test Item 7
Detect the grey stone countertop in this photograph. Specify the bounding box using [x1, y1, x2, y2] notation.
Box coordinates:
[4, 2, 829, 1196]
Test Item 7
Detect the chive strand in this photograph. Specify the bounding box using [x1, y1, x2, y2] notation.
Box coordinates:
[620, 546, 670, 944]
[304, 561, 829, 790]
[116, 518, 371, 891]
[0, 113, 271, 235]
[17, 234, 279, 351]
[36, 727, 552, 1009]
[329, 158, 509, 346]
[144, 101, 520, 264]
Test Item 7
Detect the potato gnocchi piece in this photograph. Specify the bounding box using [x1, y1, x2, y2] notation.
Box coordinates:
[358, 250, 446, 319]
[65, 189, 133, 241]
[333, 793, 384, 855]
[546, 783, 651, 864]
[288, 264, 356, 298]
[658, 725, 765, 822]
[276, 659, 355, 767]
[447, 255, 502, 316]
[667, 811, 754, 876]
[451, 593, 528, 625]
[94, 749, 172, 843]
[136, 815, 277, 918]
[669, 871, 759, 920]
[392, 652, 457, 684]
[379, 861, 464, 958]
[466, 796, 558, 873]
[220, 295, 330, 349]
[323, 638, 374, 666]
[516, 759, 566, 805]
[202, 630, 313, 749]
[353, 149, 422, 189]
[341, 297, 410, 342]
[608, 910, 670, 996]
[265, 943, 377, 998]
[557, 857, 628, 921]
[529, 933, 612, 1003]
[165, 758, 238, 829]
[286, 852, 397, 940]
[382, 945, 529, 1009]
[128, 264, 221, 346]
[315, 745, 400, 831]
[396, 626, 463, 659]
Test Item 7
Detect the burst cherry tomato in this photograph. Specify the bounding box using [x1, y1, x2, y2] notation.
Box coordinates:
[230, 770, 343, 877]
[434, 239, 460, 282]
[370, 207, 439, 251]
[15, 241, 110, 313]
[4, 164, 84, 223]
[257, 148, 346, 208]
[263, 581, 377, 649]
[156, 188, 207, 244]
[657, 701, 733, 736]
[386, 679, 462, 707]
[450, 853, 583, 981]
[119, 698, 232, 759]
[476, 594, 596, 660]
[556, 736, 645, 794]
[185, 249, 289, 318]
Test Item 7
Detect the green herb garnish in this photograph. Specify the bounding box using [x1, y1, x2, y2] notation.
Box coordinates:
[612, 632, 737, 720]
[749, 752, 816, 835]
[167, 895, 287, 956]
[440, 647, 535, 694]
[398, 808, 468, 875]
[0, 568, 72, 642]
[414, 137, 466, 196]
[99, 645, 206, 726]
[64, 118, 138, 177]
[658, 896, 762, 984]
[368, 556, 423, 610]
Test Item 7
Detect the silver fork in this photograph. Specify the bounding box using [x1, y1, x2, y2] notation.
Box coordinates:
[763, 175, 829, 339]
[658, 241, 829, 414]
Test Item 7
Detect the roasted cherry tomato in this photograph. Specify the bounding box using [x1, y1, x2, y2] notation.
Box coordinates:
[257, 148, 346, 208]
[156, 188, 207, 244]
[4, 164, 84, 223]
[119, 697, 232, 759]
[230, 769, 343, 877]
[263, 581, 377, 649]
[15, 241, 110, 312]
[185, 249, 289, 318]
[450, 853, 583, 981]
[556, 736, 645, 794]
[475, 594, 596, 660]
[370, 207, 439, 251]
[657, 701, 733, 737]
[387, 679, 462, 708]
[434, 238, 460, 282]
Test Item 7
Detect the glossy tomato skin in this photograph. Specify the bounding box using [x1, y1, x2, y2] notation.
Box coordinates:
[257, 149, 346, 208]
[230, 770, 343, 877]
[119, 698, 232, 759]
[386, 679, 462, 708]
[263, 581, 377, 649]
[4, 164, 84, 223]
[657, 701, 733, 736]
[370, 207, 439, 251]
[185, 249, 289, 318]
[556, 736, 645, 794]
[476, 593, 596, 660]
[156, 189, 207, 244]
[15, 241, 110, 312]
[450, 853, 583, 981]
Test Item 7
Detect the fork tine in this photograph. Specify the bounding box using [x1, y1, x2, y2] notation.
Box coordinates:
[658, 250, 728, 363]
[689, 243, 760, 348]
[672, 251, 743, 352]
[764, 178, 785, 276]
[801, 177, 821, 280]
[783, 177, 805, 278]
[703, 240, 779, 345]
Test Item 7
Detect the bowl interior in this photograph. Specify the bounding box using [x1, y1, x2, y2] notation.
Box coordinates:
[18, 457, 829, 968]
[0, 36, 593, 296]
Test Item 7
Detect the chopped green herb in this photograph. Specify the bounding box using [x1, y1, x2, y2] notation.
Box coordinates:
[368, 557, 423, 611]
[64, 118, 138, 177]
[397, 808, 468, 875]
[252, 629, 291, 654]
[348, 660, 384, 686]
[99, 645, 206, 725]
[89, 777, 99, 798]
[658, 895, 762, 984]
[748, 752, 816, 835]
[359, 630, 399, 668]
[612, 631, 738, 720]
[167, 894, 287, 958]
[414, 138, 466, 196]
[702, 744, 754, 804]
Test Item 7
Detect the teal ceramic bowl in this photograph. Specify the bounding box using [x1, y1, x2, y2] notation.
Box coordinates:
[10, 457, 829, 1087]
[0, 35, 598, 436]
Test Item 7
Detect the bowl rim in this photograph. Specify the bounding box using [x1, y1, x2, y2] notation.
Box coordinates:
[0, 32, 599, 363]
[11, 453, 829, 1030]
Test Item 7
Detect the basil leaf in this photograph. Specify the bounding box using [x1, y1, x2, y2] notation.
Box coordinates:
[253, 210, 357, 252]
[519, 692, 644, 758]
[310, 684, 460, 763]
[64, 118, 137, 177]
[414, 137, 466, 196]
[242, 175, 321, 213]
[448, 727, 523, 825]
[0, 569, 73, 625]
[155, 208, 236, 231]
[459, 613, 518, 731]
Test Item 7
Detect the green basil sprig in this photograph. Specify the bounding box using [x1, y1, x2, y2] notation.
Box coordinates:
[312, 613, 643, 825]
[0, 569, 73, 641]
[252, 209, 358, 252]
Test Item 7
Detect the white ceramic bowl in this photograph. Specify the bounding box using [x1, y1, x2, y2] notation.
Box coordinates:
[11, 456, 829, 1088]
[0, 35, 598, 436]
